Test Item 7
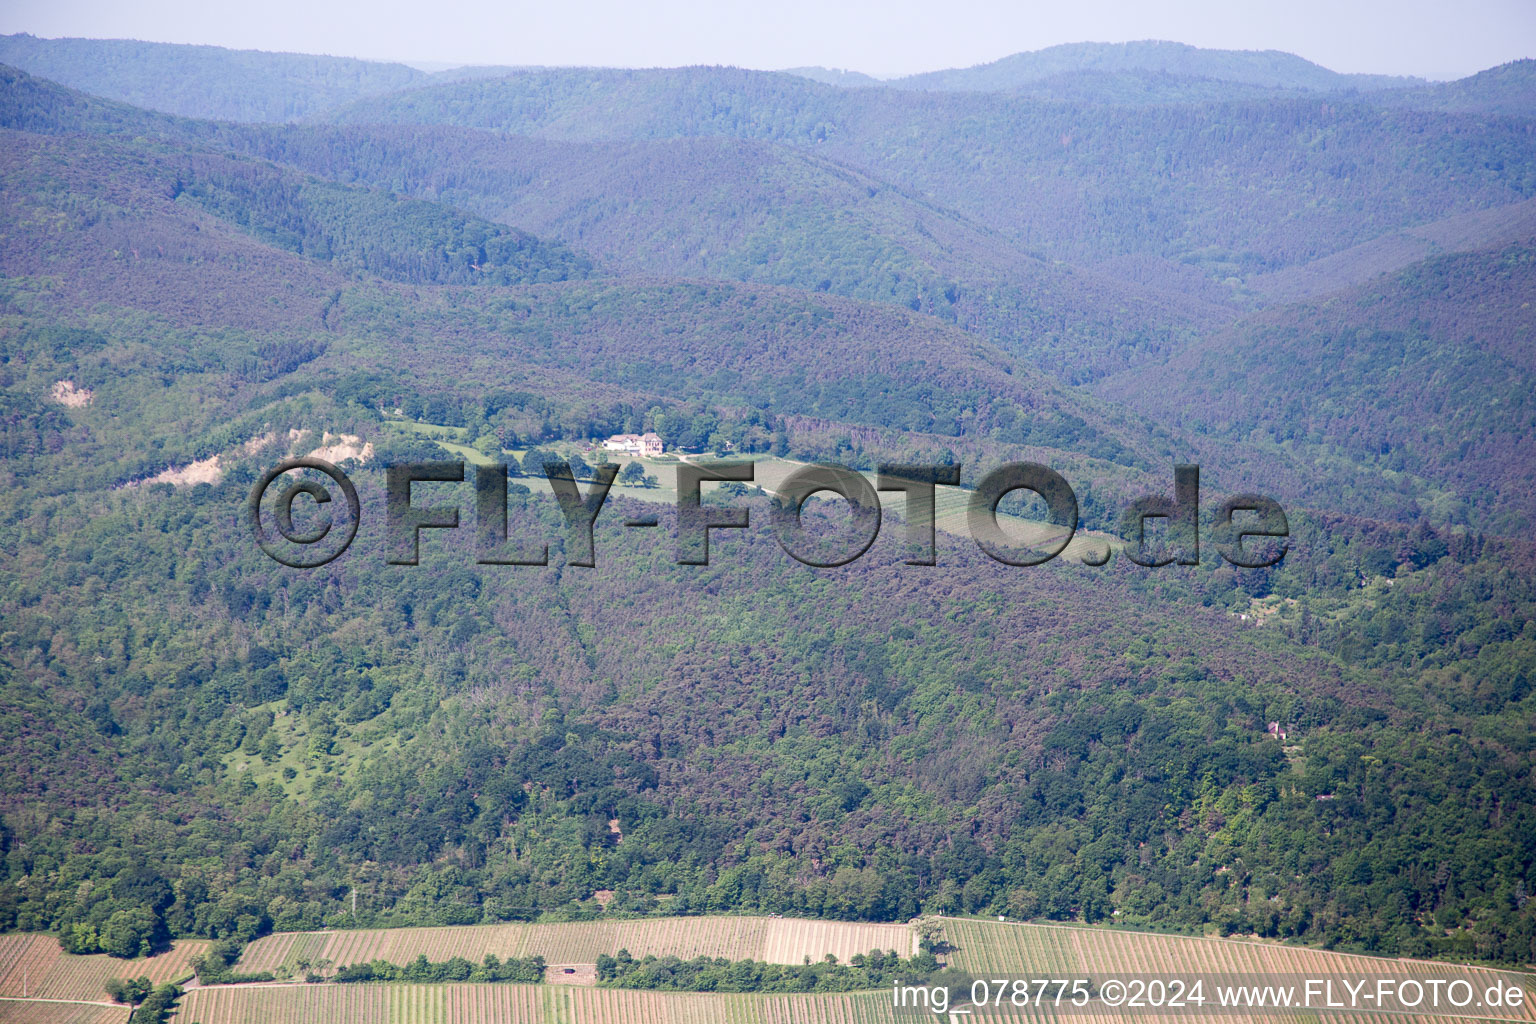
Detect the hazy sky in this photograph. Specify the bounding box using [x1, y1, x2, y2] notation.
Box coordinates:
[3, 0, 1532, 80]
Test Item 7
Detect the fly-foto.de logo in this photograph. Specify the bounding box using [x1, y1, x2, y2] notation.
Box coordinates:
[247, 459, 1287, 570]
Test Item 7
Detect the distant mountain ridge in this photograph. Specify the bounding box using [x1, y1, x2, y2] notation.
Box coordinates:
[0, 33, 428, 121]
[316, 65, 1536, 276]
[1365, 58, 1536, 116]
[780, 66, 885, 89]
[0, 119, 1177, 495]
[7, 55, 1533, 330]
[7, 32, 1532, 128]
[880, 40, 1424, 93]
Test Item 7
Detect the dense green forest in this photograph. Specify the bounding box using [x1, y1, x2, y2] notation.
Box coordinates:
[0, 35, 1533, 975]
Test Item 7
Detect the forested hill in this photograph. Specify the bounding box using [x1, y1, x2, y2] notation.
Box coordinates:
[1365, 59, 1536, 117]
[4, 191, 1534, 959]
[2, 31, 1529, 121]
[1098, 240, 1536, 535]
[320, 67, 1536, 276]
[1, 126, 592, 289]
[0, 46, 1534, 972]
[0, 34, 1473, 121]
[4, 60, 1535, 530]
[0, 61, 179, 134]
[881, 40, 1423, 93]
[0, 120, 1178, 506]
[4, 40, 1533, 290]
[0, 63, 1223, 383]
[201, 126, 1228, 382]
[0, 33, 428, 121]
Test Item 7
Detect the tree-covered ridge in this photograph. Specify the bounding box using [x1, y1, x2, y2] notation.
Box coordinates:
[0, 62, 181, 135]
[212, 125, 1220, 382]
[173, 152, 594, 286]
[886, 40, 1422, 94]
[1246, 195, 1536, 304]
[1, 235, 1532, 964]
[0, 34, 427, 122]
[0, 122, 1186, 521]
[0, 130, 592, 289]
[331, 277, 1171, 471]
[3, 183, 1530, 964]
[1366, 59, 1536, 117]
[7, 34, 1496, 127]
[4, 60, 1530, 328]
[0, 66, 1224, 381]
[1100, 241, 1536, 533]
[323, 66, 1536, 275]
[2, 430, 1532, 961]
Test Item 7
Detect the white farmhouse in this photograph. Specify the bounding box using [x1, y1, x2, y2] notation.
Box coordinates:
[602, 432, 664, 456]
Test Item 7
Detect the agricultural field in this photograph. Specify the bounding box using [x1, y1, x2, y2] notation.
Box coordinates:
[170, 982, 1527, 1024]
[236, 924, 510, 976]
[940, 918, 1536, 1019]
[0, 933, 206, 1002]
[941, 916, 1530, 979]
[201, 917, 1536, 1022]
[152, 917, 1536, 1023]
[507, 916, 915, 966]
[528, 986, 900, 1024]
[176, 983, 900, 1024]
[0, 1001, 129, 1024]
[235, 916, 916, 976]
